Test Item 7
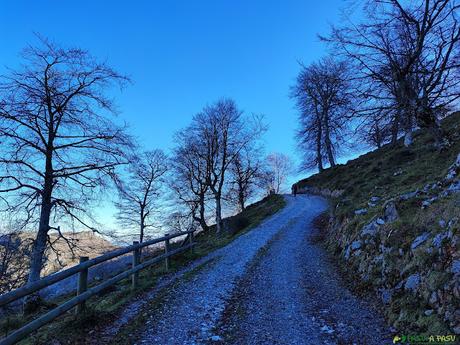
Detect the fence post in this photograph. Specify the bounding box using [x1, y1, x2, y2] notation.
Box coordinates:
[189, 231, 194, 254]
[132, 241, 140, 290]
[164, 234, 170, 271]
[75, 256, 89, 314]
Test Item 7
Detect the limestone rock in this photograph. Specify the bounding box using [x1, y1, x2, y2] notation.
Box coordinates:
[384, 202, 399, 223]
[362, 220, 380, 237]
[422, 196, 438, 208]
[351, 240, 362, 250]
[399, 190, 418, 201]
[405, 273, 421, 291]
[411, 232, 430, 250]
[432, 232, 448, 248]
[380, 289, 393, 304]
[354, 208, 368, 215]
[452, 260, 460, 275]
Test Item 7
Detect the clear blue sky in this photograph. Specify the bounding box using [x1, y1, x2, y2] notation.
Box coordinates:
[0, 0, 343, 177]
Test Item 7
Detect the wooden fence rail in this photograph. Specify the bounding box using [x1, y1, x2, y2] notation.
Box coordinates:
[0, 230, 196, 345]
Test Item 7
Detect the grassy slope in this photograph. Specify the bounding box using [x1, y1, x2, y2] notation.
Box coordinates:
[296, 112, 460, 334]
[298, 112, 460, 218]
[1, 194, 286, 345]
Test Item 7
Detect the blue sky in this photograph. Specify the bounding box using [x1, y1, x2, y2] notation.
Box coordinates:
[0, 0, 344, 181]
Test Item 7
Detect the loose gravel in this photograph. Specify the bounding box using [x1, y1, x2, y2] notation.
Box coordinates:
[131, 195, 391, 345]
[217, 196, 392, 345]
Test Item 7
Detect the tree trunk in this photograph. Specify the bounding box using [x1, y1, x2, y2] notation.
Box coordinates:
[325, 137, 335, 167]
[404, 130, 413, 147]
[215, 194, 223, 233]
[418, 109, 449, 149]
[391, 112, 400, 145]
[140, 208, 145, 244]
[323, 114, 335, 167]
[28, 201, 51, 283]
[28, 158, 53, 284]
[25, 155, 53, 313]
[238, 192, 245, 212]
[198, 194, 209, 232]
[316, 119, 324, 172]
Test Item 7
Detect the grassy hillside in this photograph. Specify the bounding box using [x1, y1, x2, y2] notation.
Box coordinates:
[296, 112, 460, 335]
[298, 112, 460, 218]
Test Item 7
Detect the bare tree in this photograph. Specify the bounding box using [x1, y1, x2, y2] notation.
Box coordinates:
[323, 0, 460, 147]
[228, 147, 263, 212]
[171, 130, 210, 233]
[0, 38, 131, 287]
[291, 58, 352, 172]
[263, 153, 293, 194]
[114, 150, 168, 243]
[191, 99, 264, 233]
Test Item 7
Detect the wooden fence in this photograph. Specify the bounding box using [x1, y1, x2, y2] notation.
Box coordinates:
[0, 230, 196, 345]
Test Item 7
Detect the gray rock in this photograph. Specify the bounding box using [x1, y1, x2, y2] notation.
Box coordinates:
[405, 273, 421, 291]
[351, 240, 362, 250]
[395, 280, 404, 290]
[455, 153, 460, 167]
[448, 218, 459, 230]
[424, 309, 434, 316]
[355, 208, 368, 215]
[452, 260, 460, 275]
[438, 219, 446, 228]
[446, 169, 457, 181]
[411, 232, 430, 250]
[376, 218, 385, 225]
[399, 190, 418, 201]
[384, 202, 399, 223]
[380, 289, 392, 304]
[404, 132, 413, 146]
[445, 153, 460, 181]
[429, 291, 438, 304]
[344, 246, 351, 260]
[374, 254, 384, 265]
[452, 325, 460, 335]
[320, 325, 335, 334]
[422, 196, 438, 208]
[370, 196, 380, 203]
[361, 220, 380, 237]
[393, 169, 403, 176]
[368, 202, 377, 207]
[448, 180, 460, 193]
[432, 232, 448, 248]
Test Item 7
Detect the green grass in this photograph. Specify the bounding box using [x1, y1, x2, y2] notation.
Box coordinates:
[1, 194, 286, 345]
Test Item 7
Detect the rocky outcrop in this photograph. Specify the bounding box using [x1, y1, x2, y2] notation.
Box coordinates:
[325, 153, 460, 335]
[297, 185, 344, 198]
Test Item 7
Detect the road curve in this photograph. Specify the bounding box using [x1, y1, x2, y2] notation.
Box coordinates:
[135, 195, 390, 345]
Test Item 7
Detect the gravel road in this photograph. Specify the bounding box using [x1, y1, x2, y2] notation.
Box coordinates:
[134, 195, 391, 345]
